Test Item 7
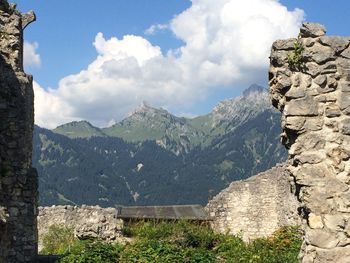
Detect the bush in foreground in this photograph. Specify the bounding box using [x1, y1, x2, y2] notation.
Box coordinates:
[41, 221, 301, 263]
[41, 225, 75, 255]
[59, 240, 123, 263]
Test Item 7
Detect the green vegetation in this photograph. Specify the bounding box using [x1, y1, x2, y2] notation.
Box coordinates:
[41, 225, 75, 255]
[53, 121, 106, 139]
[287, 36, 305, 71]
[34, 108, 286, 207]
[41, 221, 302, 263]
[59, 241, 123, 263]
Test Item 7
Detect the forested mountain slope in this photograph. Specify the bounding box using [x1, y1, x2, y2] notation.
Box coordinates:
[33, 85, 287, 206]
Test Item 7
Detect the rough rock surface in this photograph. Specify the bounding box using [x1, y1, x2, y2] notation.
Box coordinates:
[38, 206, 124, 252]
[0, 1, 37, 262]
[206, 164, 300, 241]
[270, 22, 350, 262]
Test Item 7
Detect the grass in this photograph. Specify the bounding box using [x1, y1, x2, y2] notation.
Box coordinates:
[41, 221, 302, 263]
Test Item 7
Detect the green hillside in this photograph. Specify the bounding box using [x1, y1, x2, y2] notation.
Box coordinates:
[33, 85, 287, 207]
[53, 120, 106, 138]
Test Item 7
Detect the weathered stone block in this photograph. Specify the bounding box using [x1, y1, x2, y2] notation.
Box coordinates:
[341, 118, 350, 135]
[305, 228, 339, 249]
[303, 117, 324, 131]
[319, 36, 350, 53]
[305, 62, 322, 77]
[300, 23, 326, 38]
[293, 73, 312, 88]
[314, 75, 327, 87]
[271, 38, 296, 51]
[325, 104, 341, 118]
[339, 92, 350, 115]
[314, 247, 350, 263]
[340, 81, 350, 92]
[327, 147, 350, 164]
[308, 213, 323, 229]
[301, 37, 316, 48]
[285, 86, 306, 99]
[285, 116, 305, 131]
[269, 50, 289, 67]
[284, 96, 319, 116]
[337, 57, 350, 71]
[296, 153, 323, 164]
[335, 191, 350, 212]
[324, 214, 345, 231]
[341, 46, 350, 59]
[304, 43, 334, 64]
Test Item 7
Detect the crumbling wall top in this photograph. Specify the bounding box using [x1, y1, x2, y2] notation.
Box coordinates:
[0, 0, 35, 71]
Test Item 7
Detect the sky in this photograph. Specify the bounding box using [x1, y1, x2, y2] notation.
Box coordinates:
[15, 0, 350, 128]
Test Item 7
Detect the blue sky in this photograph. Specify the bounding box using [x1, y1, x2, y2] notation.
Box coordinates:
[18, 0, 191, 88]
[15, 0, 350, 128]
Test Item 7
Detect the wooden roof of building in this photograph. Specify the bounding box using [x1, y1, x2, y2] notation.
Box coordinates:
[116, 205, 210, 220]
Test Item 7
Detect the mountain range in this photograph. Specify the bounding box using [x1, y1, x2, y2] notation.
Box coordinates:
[33, 84, 287, 207]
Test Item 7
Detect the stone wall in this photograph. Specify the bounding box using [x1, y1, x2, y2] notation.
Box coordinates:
[206, 164, 300, 241]
[0, 1, 38, 262]
[270, 23, 350, 262]
[38, 206, 124, 252]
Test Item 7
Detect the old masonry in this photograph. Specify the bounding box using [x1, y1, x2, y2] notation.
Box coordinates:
[270, 23, 350, 262]
[0, 1, 37, 262]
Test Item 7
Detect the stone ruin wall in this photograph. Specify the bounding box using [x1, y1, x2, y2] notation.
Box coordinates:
[0, 1, 38, 262]
[206, 164, 300, 241]
[38, 206, 124, 252]
[270, 22, 350, 262]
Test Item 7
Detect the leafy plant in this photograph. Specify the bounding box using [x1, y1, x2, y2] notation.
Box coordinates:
[59, 240, 123, 263]
[287, 36, 305, 71]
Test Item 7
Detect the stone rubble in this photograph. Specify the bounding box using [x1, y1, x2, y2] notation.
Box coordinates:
[270, 22, 350, 262]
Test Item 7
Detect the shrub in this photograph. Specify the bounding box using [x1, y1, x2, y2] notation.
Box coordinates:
[59, 240, 123, 263]
[120, 220, 218, 262]
[41, 221, 302, 263]
[287, 36, 305, 71]
[214, 234, 249, 262]
[127, 220, 219, 248]
[41, 224, 75, 255]
[120, 239, 216, 263]
[216, 225, 302, 263]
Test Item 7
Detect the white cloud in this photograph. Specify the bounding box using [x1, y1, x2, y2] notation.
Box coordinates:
[144, 23, 169, 35]
[34, 0, 304, 128]
[24, 41, 41, 67]
[33, 81, 76, 128]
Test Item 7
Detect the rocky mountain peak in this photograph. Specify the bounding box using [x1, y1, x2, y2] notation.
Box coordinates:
[242, 84, 266, 97]
[134, 101, 152, 112]
[212, 85, 272, 124]
[54, 120, 95, 130]
[130, 101, 162, 115]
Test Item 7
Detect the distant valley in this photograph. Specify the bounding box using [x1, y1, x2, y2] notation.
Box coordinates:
[33, 84, 287, 207]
